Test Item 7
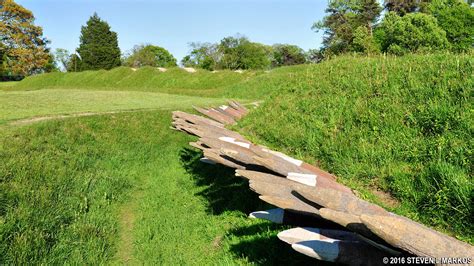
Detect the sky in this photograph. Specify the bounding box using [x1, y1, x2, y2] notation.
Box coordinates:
[16, 0, 326, 62]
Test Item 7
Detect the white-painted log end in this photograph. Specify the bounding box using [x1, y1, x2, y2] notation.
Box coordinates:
[287, 173, 317, 187]
[249, 208, 284, 224]
[291, 240, 339, 262]
[278, 227, 320, 244]
[200, 157, 216, 165]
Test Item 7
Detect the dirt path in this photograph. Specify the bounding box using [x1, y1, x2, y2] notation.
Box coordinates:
[8, 110, 143, 126]
[116, 192, 140, 264]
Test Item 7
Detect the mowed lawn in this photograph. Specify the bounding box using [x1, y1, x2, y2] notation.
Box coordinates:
[0, 87, 319, 264]
[0, 89, 229, 125]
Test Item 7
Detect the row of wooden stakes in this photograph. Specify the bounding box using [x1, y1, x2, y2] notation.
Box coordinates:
[171, 101, 473, 265]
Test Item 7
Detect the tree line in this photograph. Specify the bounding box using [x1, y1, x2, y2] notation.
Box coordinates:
[1, 0, 473, 79]
[316, 0, 474, 56]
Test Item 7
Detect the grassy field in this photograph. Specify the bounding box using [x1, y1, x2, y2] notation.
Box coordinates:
[0, 107, 321, 264]
[0, 89, 227, 125]
[0, 54, 472, 264]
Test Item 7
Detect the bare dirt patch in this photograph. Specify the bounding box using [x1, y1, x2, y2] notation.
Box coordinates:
[9, 110, 142, 126]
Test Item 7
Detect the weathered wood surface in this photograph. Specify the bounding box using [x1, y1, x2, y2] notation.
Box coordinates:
[295, 186, 387, 216]
[278, 227, 392, 266]
[193, 106, 236, 125]
[171, 102, 473, 263]
[360, 214, 474, 259]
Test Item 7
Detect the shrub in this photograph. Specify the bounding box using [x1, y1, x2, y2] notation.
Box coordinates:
[377, 12, 450, 54]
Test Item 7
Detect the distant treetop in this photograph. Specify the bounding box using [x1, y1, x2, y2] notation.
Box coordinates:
[77, 13, 121, 71]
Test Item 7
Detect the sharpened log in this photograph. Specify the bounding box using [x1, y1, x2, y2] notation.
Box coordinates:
[225, 103, 247, 117]
[250, 146, 339, 182]
[189, 141, 208, 151]
[228, 100, 249, 114]
[220, 148, 261, 166]
[249, 180, 295, 199]
[176, 126, 231, 140]
[173, 124, 205, 137]
[278, 227, 360, 245]
[292, 239, 391, 265]
[319, 208, 402, 255]
[278, 227, 395, 265]
[237, 170, 298, 185]
[213, 106, 241, 120]
[172, 111, 224, 128]
[319, 208, 370, 232]
[203, 149, 246, 169]
[193, 106, 235, 125]
[209, 107, 236, 121]
[301, 163, 337, 181]
[217, 105, 244, 119]
[295, 187, 386, 216]
[360, 214, 474, 259]
[172, 119, 245, 140]
[199, 157, 216, 165]
[253, 155, 352, 193]
[259, 195, 320, 215]
[250, 209, 345, 229]
[199, 137, 252, 152]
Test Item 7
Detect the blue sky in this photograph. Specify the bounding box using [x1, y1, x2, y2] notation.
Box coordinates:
[16, 0, 326, 62]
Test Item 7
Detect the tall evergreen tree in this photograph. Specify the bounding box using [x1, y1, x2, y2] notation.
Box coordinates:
[384, 0, 431, 15]
[77, 13, 121, 71]
[313, 0, 382, 55]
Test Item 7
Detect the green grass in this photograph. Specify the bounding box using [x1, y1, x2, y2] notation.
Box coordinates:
[10, 67, 264, 98]
[0, 53, 472, 264]
[0, 111, 325, 264]
[0, 89, 228, 125]
[236, 54, 474, 242]
[0, 82, 19, 89]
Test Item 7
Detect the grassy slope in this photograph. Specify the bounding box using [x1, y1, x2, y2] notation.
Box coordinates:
[236, 54, 473, 242]
[0, 111, 322, 265]
[12, 67, 264, 98]
[0, 89, 226, 124]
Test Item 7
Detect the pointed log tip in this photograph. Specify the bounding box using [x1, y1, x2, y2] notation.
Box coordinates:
[277, 227, 320, 245]
[291, 240, 339, 261]
[200, 157, 217, 165]
[249, 209, 284, 224]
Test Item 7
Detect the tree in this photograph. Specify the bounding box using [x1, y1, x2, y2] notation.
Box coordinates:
[377, 12, 449, 54]
[427, 0, 474, 52]
[352, 26, 380, 54]
[181, 42, 220, 70]
[272, 44, 307, 67]
[54, 48, 71, 71]
[77, 13, 121, 71]
[384, 0, 420, 15]
[0, 0, 50, 76]
[313, 0, 382, 55]
[124, 44, 177, 68]
[66, 54, 82, 72]
[218, 35, 272, 70]
[44, 52, 58, 72]
[305, 49, 325, 63]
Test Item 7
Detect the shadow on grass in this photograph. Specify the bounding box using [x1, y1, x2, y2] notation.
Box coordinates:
[227, 223, 332, 265]
[179, 147, 262, 215]
[179, 147, 333, 265]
